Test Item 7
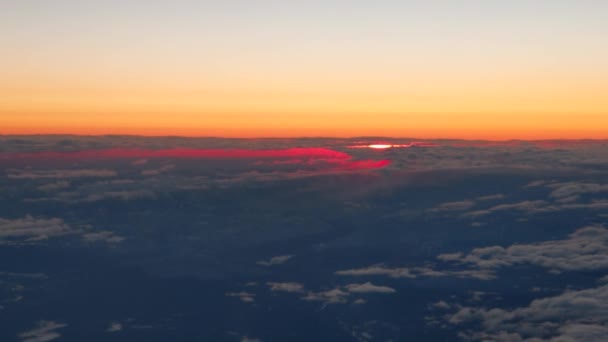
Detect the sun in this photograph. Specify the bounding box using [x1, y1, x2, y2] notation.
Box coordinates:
[368, 144, 393, 149]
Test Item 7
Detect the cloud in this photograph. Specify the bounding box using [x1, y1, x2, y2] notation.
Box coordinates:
[438, 226, 608, 274]
[429, 194, 505, 214]
[345, 282, 396, 294]
[548, 182, 608, 200]
[430, 200, 476, 212]
[241, 337, 261, 342]
[476, 194, 505, 201]
[83, 190, 156, 202]
[0, 216, 74, 243]
[36, 181, 71, 192]
[264, 280, 398, 305]
[82, 231, 125, 244]
[448, 284, 608, 342]
[463, 200, 549, 218]
[226, 292, 256, 303]
[141, 164, 175, 176]
[266, 282, 305, 293]
[2, 148, 391, 172]
[256, 255, 294, 267]
[0, 216, 124, 246]
[8, 169, 117, 179]
[106, 322, 122, 333]
[131, 159, 148, 165]
[335, 265, 494, 280]
[302, 283, 396, 305]
[19, 321, 67, 342]
[431, 301, 451, 309]
[302, 288, 351, 304]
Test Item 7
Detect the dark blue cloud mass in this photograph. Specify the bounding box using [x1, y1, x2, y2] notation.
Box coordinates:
[0, 136, 607, 341]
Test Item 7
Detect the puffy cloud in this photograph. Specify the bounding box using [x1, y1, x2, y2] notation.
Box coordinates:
[256, 255, 294, 267]
[437, 226, 608, 274]
[19, 321, 67, 342]
[0, 216, 124, 246]
[0, 216, 74, 243]
[226, 292, 256, 303]
[431, 301, 451, 309]
[449, 284, 608, 342]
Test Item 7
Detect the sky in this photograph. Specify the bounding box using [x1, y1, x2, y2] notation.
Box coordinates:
[1, 0, 607, 139]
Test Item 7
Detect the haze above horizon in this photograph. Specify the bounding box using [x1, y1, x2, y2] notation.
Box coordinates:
[2, 1, 607, 139]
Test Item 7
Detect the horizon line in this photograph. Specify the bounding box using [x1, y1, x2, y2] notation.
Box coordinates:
[1, 133, 607, 143]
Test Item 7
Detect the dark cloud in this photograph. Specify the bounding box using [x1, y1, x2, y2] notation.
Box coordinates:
[7, 169, 117, 179]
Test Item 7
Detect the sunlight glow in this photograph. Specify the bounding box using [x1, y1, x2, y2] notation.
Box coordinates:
[368, 144, 393, 149]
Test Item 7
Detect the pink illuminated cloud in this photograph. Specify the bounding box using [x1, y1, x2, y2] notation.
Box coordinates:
[1, 148, 391, 171]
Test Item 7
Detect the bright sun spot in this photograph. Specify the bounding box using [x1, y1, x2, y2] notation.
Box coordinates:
[368, 144, 393, 149]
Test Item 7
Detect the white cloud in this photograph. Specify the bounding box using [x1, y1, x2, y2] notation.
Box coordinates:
[548, 182, 608, 200]
[0, 216, 124, 246]
[226, 292, 256, 303]
[0, 216, 74, 243]
[449, 284, 608, 342]
[256, 255, 294, 267]
[19, 321, 67, 342]
[437, 226, 608, 274]
[432, 301, 451, 309]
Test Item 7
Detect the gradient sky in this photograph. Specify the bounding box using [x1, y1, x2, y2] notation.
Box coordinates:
[1, 0, 607, 139]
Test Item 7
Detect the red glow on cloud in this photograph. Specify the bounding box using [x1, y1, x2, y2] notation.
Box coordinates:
[1, 148, 391, 171]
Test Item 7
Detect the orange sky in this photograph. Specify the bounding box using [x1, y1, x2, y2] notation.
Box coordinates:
[2, 1, 607, 140]
[2, 112, 607, 140]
